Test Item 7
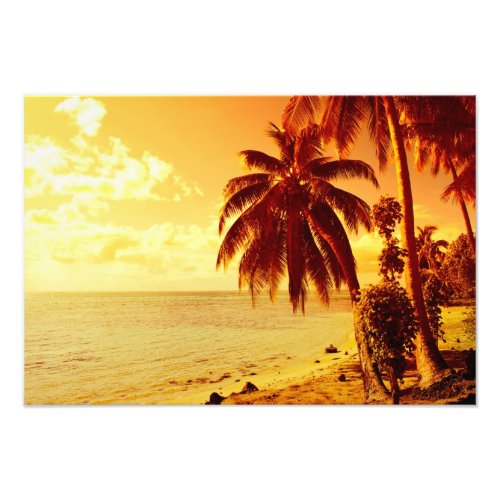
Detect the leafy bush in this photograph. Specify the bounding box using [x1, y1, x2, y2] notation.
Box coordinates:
[357, 281, 418, 380]
[422, 272, 447, 342]
[440, 234, 476, 299]
[372, 196, 407, 282]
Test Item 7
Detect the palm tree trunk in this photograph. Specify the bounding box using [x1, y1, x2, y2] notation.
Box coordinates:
[383, 96, 452, 387]
[447, 157, 476, 256]
[302, 208, 390, 403]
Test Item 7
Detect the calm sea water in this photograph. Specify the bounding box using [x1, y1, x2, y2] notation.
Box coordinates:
[25, 291, 354, 404]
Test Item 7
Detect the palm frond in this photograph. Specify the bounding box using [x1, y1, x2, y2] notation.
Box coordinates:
[441, 161, 476, 206]
[294, 124, 323, 168]
[306, 201, 358, 280]
[239, 150, 284, 174]
[321, 96, 367, 156]
[266, 122, 295, 165]
[223, 173, 272, 200]
[308, 222, 344, 291]
[217, 183, 283, 270]
[367, 96, 390, 170]
[307, 158, 379, 188]
[302, 220, 332, 306]
[219, 180, 274, 235]
[309, 179, 373, 233]
[282, 96, 323, 135]
[287, 204, 306, 314]
[267, 214, 288, 302]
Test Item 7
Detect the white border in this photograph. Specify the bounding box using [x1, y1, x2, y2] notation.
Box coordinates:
[2, 1, 499, 499]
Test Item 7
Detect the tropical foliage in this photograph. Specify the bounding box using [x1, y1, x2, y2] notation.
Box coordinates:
[440, 233, 476, 300]
[217, 123, 379, 312]
[282, 95, 451, 386]
[372, 195, 407, 281]
[357, 281, 417, 402]
[416, 225, 448, 272]
[400, 96, 476, 254]
[356, 196, 417, 403]
[422, 273, 447, 342]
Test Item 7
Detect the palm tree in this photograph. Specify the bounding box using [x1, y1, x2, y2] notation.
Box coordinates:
[416, 225, 448, 272]
[217, 123, 389, 402]
[282, 96, 452, 387]
[442, 157, 475, 205]
[400, 96, 476, 255]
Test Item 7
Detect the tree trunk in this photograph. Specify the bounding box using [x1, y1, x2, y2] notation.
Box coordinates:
[302, 208, 390, 403]
[383, 96, 452, 387]
[387, 360, 400, 405]
[447, 157, 476, 256]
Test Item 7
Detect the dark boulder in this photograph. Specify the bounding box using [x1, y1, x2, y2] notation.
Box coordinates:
[206, 392, 225, 405]
[240, 382, 259, 394]
[338, 374, 346, 382]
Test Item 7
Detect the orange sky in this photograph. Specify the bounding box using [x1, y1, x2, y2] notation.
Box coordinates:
[24, 96, 475, 292]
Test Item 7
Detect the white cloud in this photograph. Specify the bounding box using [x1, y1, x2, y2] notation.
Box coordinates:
[25, 97, 210, 291]
[55, 97, 107, 136]
[25, 211, 219, 274]
[25, 131, 198, 203]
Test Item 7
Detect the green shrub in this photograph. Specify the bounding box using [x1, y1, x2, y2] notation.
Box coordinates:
[357, 281, 418, 380]
[422, 272, 447, 342]
[440, 234, 476, 299]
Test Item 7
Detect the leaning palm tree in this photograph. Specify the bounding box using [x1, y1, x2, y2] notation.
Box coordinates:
[401, 96, 476, 255]
[217, 123, 389, 402]
[441, 156, 475, 206]
[282, 96, 452, 387]
[416, 225, 448, 272]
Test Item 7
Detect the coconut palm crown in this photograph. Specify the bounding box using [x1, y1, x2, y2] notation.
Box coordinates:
[400, 96, 476, 253]
[216, 123, 379, 313]
[416, 225, 449, 272]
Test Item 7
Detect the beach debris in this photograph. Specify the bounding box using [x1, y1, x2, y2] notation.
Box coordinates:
[456, 338, 461, 343]
[344, 351, 349, 355]
[240, 382, 259, 394]
[249, 372, 257, 376]
[325, 345, 338, 353]
[338, 374, 347, 382]
[205, 392, 225, 405]
[314, 360, 320, 363]
[210, 373, 232, 383]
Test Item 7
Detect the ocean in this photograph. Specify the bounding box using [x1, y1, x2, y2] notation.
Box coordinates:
[24, 291, 354, 404]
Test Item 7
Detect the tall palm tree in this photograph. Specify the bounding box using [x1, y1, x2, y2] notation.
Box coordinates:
[401, 96, 476, 255]
[283, 96, 451, 387]
[416, 225, 448, 272]
[217, 123, 389, 402]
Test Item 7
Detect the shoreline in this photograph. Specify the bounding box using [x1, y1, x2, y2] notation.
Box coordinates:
[169, 335, 360, 405]
[25, 305, 475, 405]
[218, 305, 476, 405]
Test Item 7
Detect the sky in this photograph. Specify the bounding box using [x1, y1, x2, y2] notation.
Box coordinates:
[24, 96, 475, 292]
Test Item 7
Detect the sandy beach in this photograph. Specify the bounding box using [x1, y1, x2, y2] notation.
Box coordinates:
[199, 305, 476, 405]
